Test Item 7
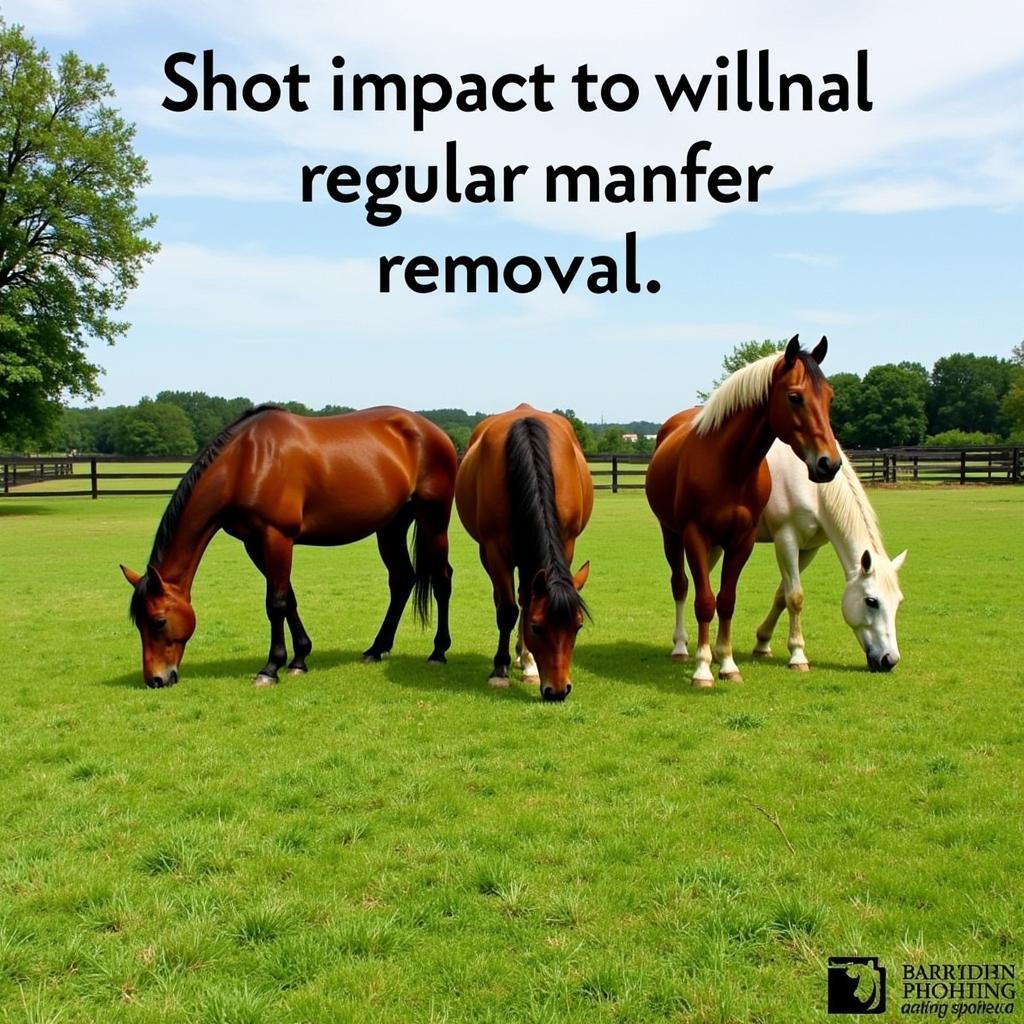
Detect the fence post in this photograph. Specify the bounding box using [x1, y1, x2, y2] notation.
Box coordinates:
[1014, 447, 1021, 484]
[611, 455, 619, 494]
[91, 458, 99, 500]
[2, 462, 7, 495]
[913, 456, 919, 481]
[960, 450, 966, 486]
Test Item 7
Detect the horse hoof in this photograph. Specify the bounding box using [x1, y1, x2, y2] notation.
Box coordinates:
[488, 676, 510, 688]
[788, 662, 810, 672]
[286, 666, 307, 676]
[253, 673, 278, 687]
[427, 656, 446, 666]
[719, 671, 744, 682]
[671, 652, 690, 663]
[522, 671, 540, 683]
[752, 648, 772, 659]
[361, 653, 383, 664]
[691, 676, 715, 689]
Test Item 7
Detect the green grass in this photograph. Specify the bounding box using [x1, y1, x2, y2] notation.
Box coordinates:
[0, 488, 1021, 1023]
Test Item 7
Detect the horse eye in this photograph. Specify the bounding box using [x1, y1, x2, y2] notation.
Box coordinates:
[787, 392, 804, 406]
[864, 597, 879, 610]
[152, 617, 167, 630]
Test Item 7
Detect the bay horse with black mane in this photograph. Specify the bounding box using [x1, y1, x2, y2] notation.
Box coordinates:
[645, 336, 841, 687]
[121, 406, 457, 688]
[456, 405, 593, 701]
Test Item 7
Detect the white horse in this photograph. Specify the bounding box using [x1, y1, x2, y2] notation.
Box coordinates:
[753, 440, 907, 672]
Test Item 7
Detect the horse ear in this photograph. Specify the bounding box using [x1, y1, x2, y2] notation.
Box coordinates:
[120, 564, 142, 587]
[811, 335, 828, 364]
[531, 569, 549, 600]
[891, 549, 908, 572]
[573, 560, 591, 592]
[860, 550, 873, 575]
[145, 564, 166, 595]
[784, 334, 800, 366]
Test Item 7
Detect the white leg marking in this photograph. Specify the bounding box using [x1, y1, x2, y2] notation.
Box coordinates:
[520, 649, 539, 682]
[672, 599, 689, 659]
[691, 643, 714, 688]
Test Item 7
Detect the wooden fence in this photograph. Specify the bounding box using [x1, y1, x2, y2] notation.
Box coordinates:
[2, 446, 1023, 498]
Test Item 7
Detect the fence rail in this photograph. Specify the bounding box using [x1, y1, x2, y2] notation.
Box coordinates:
[2, 446, 1022, 498]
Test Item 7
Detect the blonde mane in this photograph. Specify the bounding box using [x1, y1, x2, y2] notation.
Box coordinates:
[693, 353, 781, 435]
[820, 447, 886, 556]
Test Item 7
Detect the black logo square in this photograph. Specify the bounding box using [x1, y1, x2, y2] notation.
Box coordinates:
[827, 956, 886, 1014]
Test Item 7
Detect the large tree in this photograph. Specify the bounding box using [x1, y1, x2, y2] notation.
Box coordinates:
[851, 362, 928, 447]
[927, 353, 1014, 436]
[0, 22, 156, 446]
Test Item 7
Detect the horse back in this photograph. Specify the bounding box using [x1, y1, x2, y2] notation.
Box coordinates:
[227, 407, 455, 543]
[456, 406, 592, 548]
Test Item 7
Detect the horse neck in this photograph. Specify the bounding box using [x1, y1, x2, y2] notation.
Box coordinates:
[815, 470, 888, 579]
[151, 465, 226, 598]
[716, 403, 777, 480]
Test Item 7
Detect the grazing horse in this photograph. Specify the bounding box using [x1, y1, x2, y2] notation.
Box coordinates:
[645, 336, 841, 687]
[120, 406, 457, 688]
[456, 405, 592, 701]
[754, 438, 907, 672]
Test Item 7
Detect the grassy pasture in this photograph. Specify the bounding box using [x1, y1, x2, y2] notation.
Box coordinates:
[0, 488, 1021, 1023]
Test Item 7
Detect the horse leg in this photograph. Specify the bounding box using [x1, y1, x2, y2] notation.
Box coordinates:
[515, 615, 539, 682]
[483, 544, 517, 687]
[416, 500, 454, 665]
[754, 584, 786, 658]
[283, 590, 313, 675]
[662, 527, 689, 660]
[363, 509, 416, 662]
[683, 526, 715, 688]
[713, 532, 756, 683]
[754, 529, 798, 658]
[244, 538, 312, 674]
[785, 547, 819, 671]
[254, 529, 295, 686]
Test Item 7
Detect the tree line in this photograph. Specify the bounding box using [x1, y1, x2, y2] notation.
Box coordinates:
[10, 339, 1023, 459]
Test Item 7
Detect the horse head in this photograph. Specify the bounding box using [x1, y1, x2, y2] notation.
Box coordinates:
[842, 548, 907, 672]
[768, 335, 842, 483]
[525, 562, 590, 701]
[121, 564, 196, 687]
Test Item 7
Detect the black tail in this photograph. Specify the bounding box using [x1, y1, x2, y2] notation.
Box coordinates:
[411, 520, 432, 626]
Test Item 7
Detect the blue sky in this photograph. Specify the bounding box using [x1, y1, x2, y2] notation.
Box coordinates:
[8, 0, 1023, 422]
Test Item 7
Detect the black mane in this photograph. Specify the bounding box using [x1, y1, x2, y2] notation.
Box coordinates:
[129, 404, 278, 623]
[505, 417, 588, 624]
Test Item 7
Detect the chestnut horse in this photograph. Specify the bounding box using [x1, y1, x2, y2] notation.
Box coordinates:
[121, 406, 456, 687]
[456, 405, 592, 701]
[645, 336, 841, 687]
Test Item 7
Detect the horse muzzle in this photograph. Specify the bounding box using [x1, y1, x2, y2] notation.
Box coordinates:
[541, 682, 572, 702]
[866, 652, 899, 673]
[807, 454, 842, 483]
[146, 667, 180, 688]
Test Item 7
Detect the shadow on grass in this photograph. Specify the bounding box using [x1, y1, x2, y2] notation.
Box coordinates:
[573, 640, 867, 691]
[101, 646, 537, 701]
[0, 502, 58, 517]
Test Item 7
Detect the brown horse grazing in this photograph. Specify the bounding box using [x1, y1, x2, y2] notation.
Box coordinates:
[456, 405, 593, 701]
[645, 335, 840, 688]
[120, 406, 457, 688]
